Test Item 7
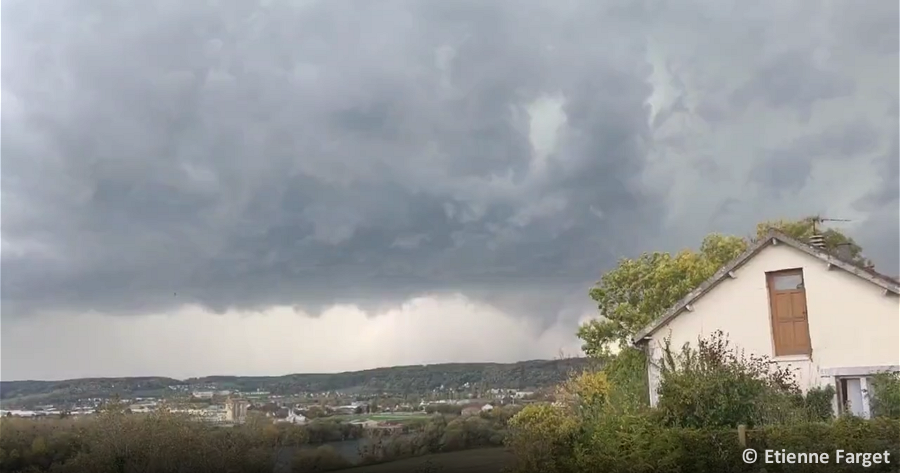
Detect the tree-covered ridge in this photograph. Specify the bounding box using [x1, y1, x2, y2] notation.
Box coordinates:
[1, 358, 591, 404]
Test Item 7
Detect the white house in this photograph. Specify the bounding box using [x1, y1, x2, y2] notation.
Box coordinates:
[633, 229, 900, 418]
[276, 409, 307, 425]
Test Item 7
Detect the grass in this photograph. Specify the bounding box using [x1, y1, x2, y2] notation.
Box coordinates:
[336, 447, 514, 473]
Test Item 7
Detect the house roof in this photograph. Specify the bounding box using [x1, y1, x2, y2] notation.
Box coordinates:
[632, 229, 900, 344]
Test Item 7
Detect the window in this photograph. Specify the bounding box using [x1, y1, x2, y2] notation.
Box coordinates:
[837, 377, 872, 418]
[766, 269, 812, 356]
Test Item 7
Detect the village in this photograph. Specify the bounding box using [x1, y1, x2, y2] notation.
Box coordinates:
[0, 385, 541, 432]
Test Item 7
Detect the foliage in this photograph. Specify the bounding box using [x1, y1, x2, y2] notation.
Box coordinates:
[804, 385, 837, 422]
[505, 405, 579, 473]
[40, 410, 275, 473]
[0, 404, 524, 473]
[554, 370, 610, 421]
[424, 404, 463, 415]
[654, 331, 837, 428]
[1, 359, 588, 407]
[745, 416, 900, 473]
[291, 446, 352, 472]
[754, 217, 870, 266]
[506, 405, 900, 473]
[869, 372, 900, 420]
[577, 232, 747, 360]
[602, 347, 649, 413]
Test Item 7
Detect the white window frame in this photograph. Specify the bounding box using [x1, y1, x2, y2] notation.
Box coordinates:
[835, 376, 871, 418]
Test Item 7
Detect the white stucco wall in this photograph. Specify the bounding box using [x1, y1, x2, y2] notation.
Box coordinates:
[645, 243, 899, 406]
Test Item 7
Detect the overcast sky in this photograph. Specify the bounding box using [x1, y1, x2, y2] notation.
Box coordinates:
[1, 0, 897, 381]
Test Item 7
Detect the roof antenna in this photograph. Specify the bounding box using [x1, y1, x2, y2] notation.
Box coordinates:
[808, 215, 851, 249]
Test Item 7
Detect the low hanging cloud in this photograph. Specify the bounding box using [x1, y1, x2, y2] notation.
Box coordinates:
[1, 0, 897, 379]
[0, 295, 590, 380]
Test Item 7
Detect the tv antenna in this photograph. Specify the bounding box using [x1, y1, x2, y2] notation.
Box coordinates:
[809, 215, 851, 233]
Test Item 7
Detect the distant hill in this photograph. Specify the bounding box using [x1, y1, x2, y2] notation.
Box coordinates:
[1, 358, 594, 407]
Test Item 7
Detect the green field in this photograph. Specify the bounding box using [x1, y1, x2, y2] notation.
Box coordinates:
[336, 447, 513, 473]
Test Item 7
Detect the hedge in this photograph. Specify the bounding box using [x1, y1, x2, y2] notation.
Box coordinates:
[512, 415, 900, 473]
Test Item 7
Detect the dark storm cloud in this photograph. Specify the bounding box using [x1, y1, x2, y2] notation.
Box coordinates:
[1, 0, 662, 318]
[2, 0, 897, 322]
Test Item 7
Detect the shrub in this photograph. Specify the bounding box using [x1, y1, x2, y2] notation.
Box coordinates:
[554, 370, 611, 421]
[563, 414, 899, 473]
[602, 347, 650, 413]
[746, 416, 900, 473]
[655, 330, 820, 428]
[505, 404, 579, 473]
[804, 385, 837, 422]
[869, 372, 900, 420]
[571, 413, 747, 473]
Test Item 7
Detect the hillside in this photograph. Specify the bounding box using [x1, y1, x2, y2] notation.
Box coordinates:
[1, 358, 593, 406]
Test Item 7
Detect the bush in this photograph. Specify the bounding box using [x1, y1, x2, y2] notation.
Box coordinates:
[570, 413, 747, 473]
[554, 370, 611, 419]
[528, 412, 899, 473]
[505, 405, 579, 473]
[869, 372, 900, 420]
[655, 331, 829, 428]
[804, 385, 837, 422]
[746, 416, 900, 473]
[602, 347, 650, 413]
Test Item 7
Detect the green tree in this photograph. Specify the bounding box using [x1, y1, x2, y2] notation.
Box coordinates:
[577, 233, 747, 359]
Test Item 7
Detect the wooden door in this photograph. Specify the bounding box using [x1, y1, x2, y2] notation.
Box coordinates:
[767, 269, 811, 356]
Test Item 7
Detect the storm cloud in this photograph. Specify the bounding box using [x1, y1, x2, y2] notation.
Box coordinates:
[1, 0, 897, 379]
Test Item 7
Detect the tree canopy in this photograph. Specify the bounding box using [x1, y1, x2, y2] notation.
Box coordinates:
[577, 216, 867, 359]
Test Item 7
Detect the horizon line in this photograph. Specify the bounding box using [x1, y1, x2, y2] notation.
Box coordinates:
[1, 357, 590, 383]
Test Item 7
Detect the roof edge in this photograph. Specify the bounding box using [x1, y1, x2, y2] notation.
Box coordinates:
[632, 229, 900, 345]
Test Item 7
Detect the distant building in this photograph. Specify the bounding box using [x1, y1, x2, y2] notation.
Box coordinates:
[461, 403, 492, 416]
[225, 398, 250, 424]
[276, 409, 307, 425]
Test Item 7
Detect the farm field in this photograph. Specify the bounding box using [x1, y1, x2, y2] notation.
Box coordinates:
[336, 447, 513, 473]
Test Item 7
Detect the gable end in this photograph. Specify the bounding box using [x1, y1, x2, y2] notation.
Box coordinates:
[633, 230, 900, 344]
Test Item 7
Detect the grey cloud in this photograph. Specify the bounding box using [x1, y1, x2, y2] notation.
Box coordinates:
[2, 0, 663, 319]
[854, 129, 899, 272]
[832, 0, 899, 55]
[2, 0, 898, 325]
[750, 119, 882, 194]
[731, 49, 855, 121]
